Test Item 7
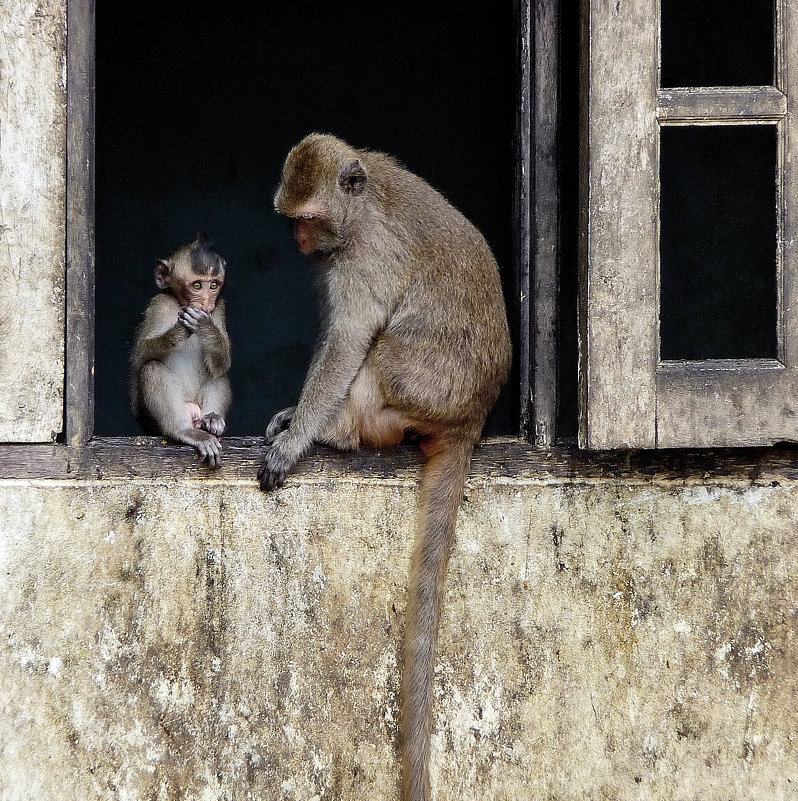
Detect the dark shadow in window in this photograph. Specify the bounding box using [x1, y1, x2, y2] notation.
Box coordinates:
[660, 125, 778, 360]
[96, 2, 515, 437]
[661, 0, 773, 88]
[557, 0, 580, 439]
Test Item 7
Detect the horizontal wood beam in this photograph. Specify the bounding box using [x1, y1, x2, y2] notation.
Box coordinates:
[3, 437, 798, 484]
[657, 86, 787, 123]
[658, 358, 786, 374]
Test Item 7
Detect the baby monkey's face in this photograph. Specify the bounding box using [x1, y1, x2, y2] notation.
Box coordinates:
[177, 273, 224, 313]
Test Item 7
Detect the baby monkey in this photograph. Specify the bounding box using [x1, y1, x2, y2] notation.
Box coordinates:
[130, 234, 232, 467]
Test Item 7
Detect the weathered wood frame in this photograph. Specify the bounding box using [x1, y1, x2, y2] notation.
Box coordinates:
[516, 0, 560, 446]
[59, 2, 548, 449]
[65, 0, 96, 446]
[580, 0, 798, 448]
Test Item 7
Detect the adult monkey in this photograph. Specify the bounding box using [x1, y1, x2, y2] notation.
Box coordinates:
[259, 134, 511, 801]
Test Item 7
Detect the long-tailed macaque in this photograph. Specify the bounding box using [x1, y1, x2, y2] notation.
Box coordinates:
[258, 134, 511, 801]
[130, 234, 232, 468]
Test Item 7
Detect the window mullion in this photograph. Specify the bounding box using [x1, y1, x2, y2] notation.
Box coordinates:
[66, 0, 96, 447]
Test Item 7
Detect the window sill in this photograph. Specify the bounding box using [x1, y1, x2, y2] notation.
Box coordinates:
[1, 437, 798, 487]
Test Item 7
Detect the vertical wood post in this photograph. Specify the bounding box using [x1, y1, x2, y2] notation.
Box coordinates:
[66, 0, 96, 446]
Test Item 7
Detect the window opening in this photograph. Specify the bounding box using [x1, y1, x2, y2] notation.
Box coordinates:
[661, 0, 774, 88]
[659, 124, 778, 360]
[95, 2, 516, 438]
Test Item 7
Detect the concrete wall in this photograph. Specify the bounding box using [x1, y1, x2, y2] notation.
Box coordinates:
[0, 0, 66, 442]
[1, 457, 796, 800]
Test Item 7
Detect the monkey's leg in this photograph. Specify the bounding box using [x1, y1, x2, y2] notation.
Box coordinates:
[318, 363, 409, 451]
[259, 359, 406, 490]
[197, 378, 231, 438]
[139, 362, 224, 468]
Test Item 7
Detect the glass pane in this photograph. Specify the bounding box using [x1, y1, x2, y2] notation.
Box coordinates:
[661, 0, 774, 88]
[660, 126, 777, 360]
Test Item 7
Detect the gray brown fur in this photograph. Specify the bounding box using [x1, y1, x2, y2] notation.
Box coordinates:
[130, 236, 232, 468]
[259, 134, 511, 801]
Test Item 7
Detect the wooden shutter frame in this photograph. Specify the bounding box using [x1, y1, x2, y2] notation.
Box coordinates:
[66, 0, 96, 447]
[580, 0, 798, 449]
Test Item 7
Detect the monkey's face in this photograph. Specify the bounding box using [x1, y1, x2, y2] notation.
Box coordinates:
[293, 213, 338, 257]
[176, 273, 224, 313]
[156, 240, 227, 312]
[274, 134, 368, 258]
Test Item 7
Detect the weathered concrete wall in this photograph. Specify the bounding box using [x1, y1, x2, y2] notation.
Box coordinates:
[0, 467, 795, 800]
[0, 0, 66, 441]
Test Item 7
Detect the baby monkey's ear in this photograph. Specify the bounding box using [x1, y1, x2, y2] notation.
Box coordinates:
[155, 258, 172, 290]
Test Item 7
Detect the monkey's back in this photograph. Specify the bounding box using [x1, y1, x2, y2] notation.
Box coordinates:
[368, 159, 512, 429]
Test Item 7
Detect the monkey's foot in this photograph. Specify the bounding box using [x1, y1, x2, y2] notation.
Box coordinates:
[182, 429, 223, 469]
[195, 438, 222, 469]
[197, 412, 226, 437]
[265, 406, 296, 443]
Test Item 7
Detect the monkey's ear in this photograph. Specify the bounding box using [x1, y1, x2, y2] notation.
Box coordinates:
[338, 159, 367, 196]
[155, 259, 172, 290]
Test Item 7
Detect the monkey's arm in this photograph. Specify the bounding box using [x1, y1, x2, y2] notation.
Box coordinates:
[133, 298, 191, 368]
[179, 301, 231, 378]
[259, 307, 384, 491]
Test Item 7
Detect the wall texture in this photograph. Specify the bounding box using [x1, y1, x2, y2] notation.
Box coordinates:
[1, 449, 796, 801]
[0, 0, 66, 442]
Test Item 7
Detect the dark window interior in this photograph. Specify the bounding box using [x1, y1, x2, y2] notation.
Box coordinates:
[661, 0, 774, 88]
[96, 3, 515, 437]
[660, 125, 778, 361]
[558, 1, 580, 439]
[658, 1, 779, 364]
[96, 1, 779, 444]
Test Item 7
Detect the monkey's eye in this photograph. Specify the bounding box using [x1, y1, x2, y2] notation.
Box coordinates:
[210, 281, 220, 291]
[192, 281, 202, 290]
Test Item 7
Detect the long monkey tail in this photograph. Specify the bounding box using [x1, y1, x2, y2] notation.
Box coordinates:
[402, 434, 475, 801]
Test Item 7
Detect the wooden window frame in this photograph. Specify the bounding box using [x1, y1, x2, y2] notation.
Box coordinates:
[59, 0, 557, 453]
[579, 0, 798, 449]
[65, 0, 95, 448]
[517, 0, 560, 447]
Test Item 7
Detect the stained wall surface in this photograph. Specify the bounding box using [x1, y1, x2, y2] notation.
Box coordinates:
[0, 0, 66, 441]
[1, 461, 796, 801]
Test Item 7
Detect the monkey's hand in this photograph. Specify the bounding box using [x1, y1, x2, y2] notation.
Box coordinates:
[265, 406, 297, 444]
[197, 412, 226, 437]
[258, 428, 303, 491]
[178, 306, 213, 333]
